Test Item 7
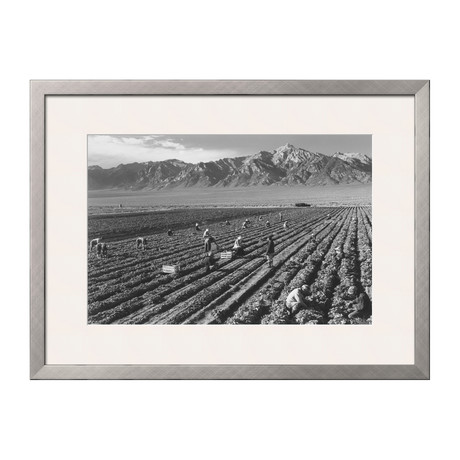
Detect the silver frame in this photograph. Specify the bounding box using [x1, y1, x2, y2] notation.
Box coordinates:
[30, 80, 430, 379]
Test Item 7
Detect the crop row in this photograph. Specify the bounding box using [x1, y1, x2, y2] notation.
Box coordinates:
[87, 206, 372, 325]
[117, 209, 343, 324]
[88, 207, 323, 281]
[260, 208, 353, 324]
[192, 209, 349, 324]
[89, 206, 293, 240]
[88, 209, 332, 312]
[88, 209, 341, 323]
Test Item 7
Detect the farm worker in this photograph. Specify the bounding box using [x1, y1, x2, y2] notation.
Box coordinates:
[167, 229, 173, 236]
[204, 236, 214, 252]
[286, 285, 310, 314]
[265, 220, 271, 228]
[96, 242, 103, 259]
[345, 286, 357, 299]
[89, 237, 101, 251]
[242, 221, 248, 229]
[265, 235, 275, 268]
[232, 236, 244, 257]
[195, 223, 201, 232]
[283, 221, 288, 230]
[348, 291, 371, 319]
[279, 212, 283, 222]
[101, 243, 108, 258]
[203, 228, 210, 238]
[204, 250, 216, 274]
[204, 236, 220, 253]
[259, 216, 262, 221]
[225, 220, 231, 226]
[136, 237, 147, 250]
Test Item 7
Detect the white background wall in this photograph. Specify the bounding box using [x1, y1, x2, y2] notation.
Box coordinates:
[1, 1, 456, 459]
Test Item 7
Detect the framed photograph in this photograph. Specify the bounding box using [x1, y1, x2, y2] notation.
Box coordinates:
[30, 80, 429, 379]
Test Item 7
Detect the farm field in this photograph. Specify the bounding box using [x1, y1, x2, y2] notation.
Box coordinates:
[89, 207, 283, 240]
[88, 206, 372, 325]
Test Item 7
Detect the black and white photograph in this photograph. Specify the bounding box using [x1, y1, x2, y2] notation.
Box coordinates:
[88, 134, 372, 325]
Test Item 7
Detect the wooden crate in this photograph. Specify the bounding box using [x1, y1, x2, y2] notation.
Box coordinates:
[162, 264, 181, 274]
[220, 251, 233, 260]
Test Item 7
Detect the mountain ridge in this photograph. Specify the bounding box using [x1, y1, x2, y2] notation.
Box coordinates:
[88, 144, 372, 190]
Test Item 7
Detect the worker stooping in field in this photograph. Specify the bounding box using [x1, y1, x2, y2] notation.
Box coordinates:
[167, 229, 173, 236]
[348, 291, 371, 319]
[203, 228, 210, 238]
[283, 221, 288, 230]
[225, 220, 231, 226]
[232, 236, 244, 257]
[136, 237, 148, 250]
[101, 243, 108, 258]
[265, 220, 271, 228]
[89, 238, 101, 251]
[265, 235, 275, 268]
[195, 223, 201, 232]
[286, 285, 310, 314]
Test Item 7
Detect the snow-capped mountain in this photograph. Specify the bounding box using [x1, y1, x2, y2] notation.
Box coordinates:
[88, 144, 372, 190]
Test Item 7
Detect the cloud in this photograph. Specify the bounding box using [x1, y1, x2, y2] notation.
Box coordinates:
[156, 139, 186, 150]
[88, 134, 235, 168]
[92, 135, 188, 150]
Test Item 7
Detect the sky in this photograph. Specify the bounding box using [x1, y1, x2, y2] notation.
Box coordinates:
[88, 134, 372, 168]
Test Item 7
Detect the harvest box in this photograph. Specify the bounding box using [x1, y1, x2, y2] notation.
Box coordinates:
[162, 264, 181, 274]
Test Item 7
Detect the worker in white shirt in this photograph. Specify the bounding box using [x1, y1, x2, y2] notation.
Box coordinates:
[232, 236, 244, 257]
[285, 284, 310, 314]
[203, 228, 210, 238]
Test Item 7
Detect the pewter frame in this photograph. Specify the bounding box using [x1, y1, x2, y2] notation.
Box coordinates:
[30, 80, 429, 379]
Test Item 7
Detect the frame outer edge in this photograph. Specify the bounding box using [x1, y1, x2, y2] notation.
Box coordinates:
[414, 82, 430, 379]
[28, 79, 428, 95]
[32, 364, 427, 380]
[30, 80, 430, 380]
[30, 81, 46, 378]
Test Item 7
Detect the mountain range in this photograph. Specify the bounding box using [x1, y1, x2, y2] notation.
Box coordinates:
[88, 144, 372, 190]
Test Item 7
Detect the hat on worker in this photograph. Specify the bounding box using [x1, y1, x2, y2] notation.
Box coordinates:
[347, 286, 357, 295]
